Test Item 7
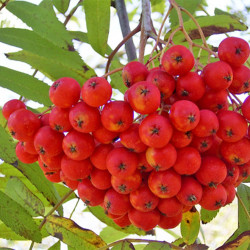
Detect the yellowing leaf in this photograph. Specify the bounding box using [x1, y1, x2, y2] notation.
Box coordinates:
[181, 208, 200, 244]
[45, 215, 107, 249]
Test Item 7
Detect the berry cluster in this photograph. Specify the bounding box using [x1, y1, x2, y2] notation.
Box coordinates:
[3, 37, 250, 231]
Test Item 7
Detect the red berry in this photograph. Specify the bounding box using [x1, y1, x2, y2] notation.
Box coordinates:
[218, 37, 250, 67]
[161, 45, 195, 76]
[49, 77, 81, 108]
[81, 77, 112, 107]
[2, 99, 26, 120]
[122, 61, 149, 88]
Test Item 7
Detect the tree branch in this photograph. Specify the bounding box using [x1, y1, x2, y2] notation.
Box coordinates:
[115, 0, 137, 61]
[139, 0, 152, 63]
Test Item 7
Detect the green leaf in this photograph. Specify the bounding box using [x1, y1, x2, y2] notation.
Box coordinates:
[109, 60, 126, 94]
[88, 206, 146, 236]
[166, 15, 248, 43]
[0, 162, 23, 177]
[6, 49, 95, 85]
[0, 66, 51, 106]
[54, 183, 78, 203]
[143, 242, 172, 250]
[69, 31, 89, 43]
[170, 0, 202, 28]
[226, 184, 250, 242]
[218, 231, 250, 250]
[6, 1, 73, 49]
[5, 176, 45, 217]
[69, 30, 113, 55]
[100, 226, 128, 244]
[200, 208, 219, 224]
[0, 109, 6, 127]
[0, 125, 17, 163]
[0, 219, 49, 241]
[0, 163, 53, 209]
[151, 0, 166, 14]
[181, 209, 200, 245]
[134, 245, 147, 250]
[48, 240, 61, 250]
[0, 28, 95, 84]
[0, 190, 42, 242]
[13, 161, 63, 216]
[45, 215, 107, 249]
[172, 238, 184, 247]
[83, 0, 111, 56]
[111, 240, 135, 250]
[52, 0, 70, 13]
[0, 177, 9, 192]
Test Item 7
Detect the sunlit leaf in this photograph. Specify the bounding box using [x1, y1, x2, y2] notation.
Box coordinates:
[5, 176, 45, 217]
[0, 190, 42, 242]
[0, 219, 49, 241]
[151, 0, 166, 14]
[170, 0, 202, 28]
[48, 240, 61, 250]
[52, 0, 70, 13]
[219, 231, 250, 249]
[109, 60, 126, 94]
[200, 208, 219, 224]
[45, 215, 107, 249]
[54, 183, 77, 203]
[6, 1, 73, 49]
[14, 161, 63, 216]
[100, 226, 128, 244]
[0, 28, 96, 85]
[166, 15, 248, 43]
[0, 66, 51, 106]
[83, 0, 111, 56]
[0, 125, 17, 163]
[143, 242, 173, 249]
[181, 208, 200, 244]
[111, 240, 135, 250]
[226, 184, 250, 242]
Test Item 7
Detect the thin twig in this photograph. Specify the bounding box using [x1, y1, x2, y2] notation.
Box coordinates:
[29, 189, 75, 250]
[64, 0, 83, 26]
[149, 4, 173, 63]
[139, 0, 152, 63]
[102, 66, 124, 78]
[0, 0, 10, 11]
[105, 24, 141, 74]
[69, 198, 80, 219]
